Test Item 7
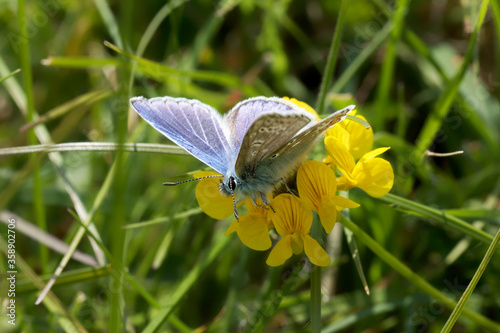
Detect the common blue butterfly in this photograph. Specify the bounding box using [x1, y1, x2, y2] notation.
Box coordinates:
[130, 96, 354, 216]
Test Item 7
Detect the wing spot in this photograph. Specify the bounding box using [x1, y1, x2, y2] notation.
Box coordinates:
[271, 153, 279, 159]
[251, 140, 264, 147]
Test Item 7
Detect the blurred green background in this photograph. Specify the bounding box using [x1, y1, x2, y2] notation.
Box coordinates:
[1, 0, 500, 332]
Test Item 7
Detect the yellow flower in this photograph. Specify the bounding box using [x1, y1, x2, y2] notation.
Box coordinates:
[322, 125, 349, 168]
[325, 112, 373, 160]
[225, 198, 273, 251]
[266, 194, 330, 267]
[194, 171, 234, 219]
[297, 161, 359, 233]
[283, 97, 320, 120]
[325, 139, 394, 198]
[196, 171, 271, 250]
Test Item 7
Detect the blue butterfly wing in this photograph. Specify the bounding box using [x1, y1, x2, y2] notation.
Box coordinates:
[224, 97, 305, 151]
[130, 96, 233, 175]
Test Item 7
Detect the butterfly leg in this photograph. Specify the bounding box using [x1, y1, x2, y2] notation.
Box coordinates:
[250, 196, 266, 208]
[260, 192, 275, 213]
[273, 177, 298, 197]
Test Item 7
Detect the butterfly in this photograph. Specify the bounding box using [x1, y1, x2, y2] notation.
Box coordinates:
[130, 96, 354, 218]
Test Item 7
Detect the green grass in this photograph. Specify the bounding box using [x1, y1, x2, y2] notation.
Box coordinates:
[1, 0, 499, 332]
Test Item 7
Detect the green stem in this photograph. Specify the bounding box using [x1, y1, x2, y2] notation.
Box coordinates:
[310, 266, 321, 332]
[0, 68, 21, 84]
[440, 226, 500, 333]
[310, 213, 322, 333]
[315, 0, 349, 114]
[340, 192, 370, 295]
[374, 0, 409, 129]
[330, 21, 393, 95]
[312, 3, 350, 324]
[18, 0, 49, 274]
[341, 216, 500, 332]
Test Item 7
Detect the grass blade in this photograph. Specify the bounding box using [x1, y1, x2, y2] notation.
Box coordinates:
[92, 0, 123, 49]
[0, 142, 187, 156]
[413, 0, 490, 160]
[315, 0, 349, 114]
[143, 231, 233, 333]
[104, 41, 260, 95]
[0, 234, 88, 332]
[344, 228, 370, 295]
[17, 266, 112, 293]
[440, 226, 500, 332]
[123, 207, 202, 229]
[18, 0, 49, 274]
[67, 209, 162, 310]
[0, 211, 98, 266]
[0, 68, 21, 84]
[136, 0, 190, 57]
[0, 58, 107, 272]
[379, 193, 494, 245]
[374, 0, 409, 128]
[340, 216, 500, 332]
[41, 56, 120, 68]
[20, 89, 113, 132]
[330, 21, 393, 94]
[404, 29, 499, 151]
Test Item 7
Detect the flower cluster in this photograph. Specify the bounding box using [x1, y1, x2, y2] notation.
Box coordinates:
[194, 100, 394, 267]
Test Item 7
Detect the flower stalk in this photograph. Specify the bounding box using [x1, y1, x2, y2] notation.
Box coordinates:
[310, 213, 323, 333]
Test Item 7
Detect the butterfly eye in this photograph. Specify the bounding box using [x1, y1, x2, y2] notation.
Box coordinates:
[228, 176, 237, 191]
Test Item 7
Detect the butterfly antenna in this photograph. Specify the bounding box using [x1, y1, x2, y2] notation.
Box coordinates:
[163, 174, 223, 186]
[228, 183, 239, 221]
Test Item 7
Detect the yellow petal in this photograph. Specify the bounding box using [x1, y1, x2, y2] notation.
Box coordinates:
[317, 196, 360, 234]
[224, 219, 239, 236]
[358, 147, 391, 163]
[332, 196, 360, 210]
[341, 115, 374, 159]
[283, 97, 320, 120]
[322, 155, 336, 169]
[336, 176, 356, 191]
[303, 235, 331, 267]
[266, 235, 293, 267]
[271, 194, 313, 236]
[317, 196, 339, 233]
[324, 136, 356, 182]
[352, 157, 394, 197]
[325, 125, 351, 150]
[237, 213, 272, 251]
[290, 232, 304, 255]
[194, 171, 234, 219]
[297, 160, 337, 211]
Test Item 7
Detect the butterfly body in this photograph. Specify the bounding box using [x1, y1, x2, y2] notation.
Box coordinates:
[130, 96, 354, 207]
